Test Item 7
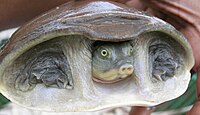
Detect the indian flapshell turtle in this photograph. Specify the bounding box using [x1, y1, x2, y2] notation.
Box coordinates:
[0, 0, 194, 112]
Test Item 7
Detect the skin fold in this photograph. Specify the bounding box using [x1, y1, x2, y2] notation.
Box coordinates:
[0, 0, 200, 115]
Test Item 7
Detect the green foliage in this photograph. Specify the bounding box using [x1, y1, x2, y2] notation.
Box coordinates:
[0, 39, 8, 49]
[0, 38, 10, 109]
[0, 94, 10, 109]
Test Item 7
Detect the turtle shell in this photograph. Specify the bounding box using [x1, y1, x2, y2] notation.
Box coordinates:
[0, 0, 194, 112]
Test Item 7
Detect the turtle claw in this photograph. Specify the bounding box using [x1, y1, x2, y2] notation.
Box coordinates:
[56, 74, 73, 89]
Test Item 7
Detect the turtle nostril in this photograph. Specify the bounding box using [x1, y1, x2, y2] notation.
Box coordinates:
[127, 67, 132, 71]
[119, 64, 134, 75]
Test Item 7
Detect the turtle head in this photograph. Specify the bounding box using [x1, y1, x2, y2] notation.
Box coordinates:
[92, 42, 134, 83]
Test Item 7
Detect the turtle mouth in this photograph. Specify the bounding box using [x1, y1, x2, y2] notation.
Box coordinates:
[92, 65, 134, 84]
[92, 74, 132, 84]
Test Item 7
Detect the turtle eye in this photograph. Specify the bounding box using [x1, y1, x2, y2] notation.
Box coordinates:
[129, 47, 133, 55]
[101, 49, 109, 57]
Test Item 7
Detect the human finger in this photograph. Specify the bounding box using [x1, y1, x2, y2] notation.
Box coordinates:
[129, 106, 156, 115]
[125, 0, 148, 11]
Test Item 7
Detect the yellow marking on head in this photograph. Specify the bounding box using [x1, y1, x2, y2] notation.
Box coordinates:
[92, 68, 130, 82]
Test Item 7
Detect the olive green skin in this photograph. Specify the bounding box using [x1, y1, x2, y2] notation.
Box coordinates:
[92, 42, 134, 83]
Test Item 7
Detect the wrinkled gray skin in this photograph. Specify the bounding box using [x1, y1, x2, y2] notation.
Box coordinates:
[92, 42, 134, 83]
[149, 43, 179, 82]
[15, 51, 73, 91]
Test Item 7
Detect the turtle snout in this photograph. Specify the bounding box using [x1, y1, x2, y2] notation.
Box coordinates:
[119, 64, 134, 75]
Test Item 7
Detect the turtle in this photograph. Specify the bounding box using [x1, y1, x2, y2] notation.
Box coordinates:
[0, 0, 194, 112]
